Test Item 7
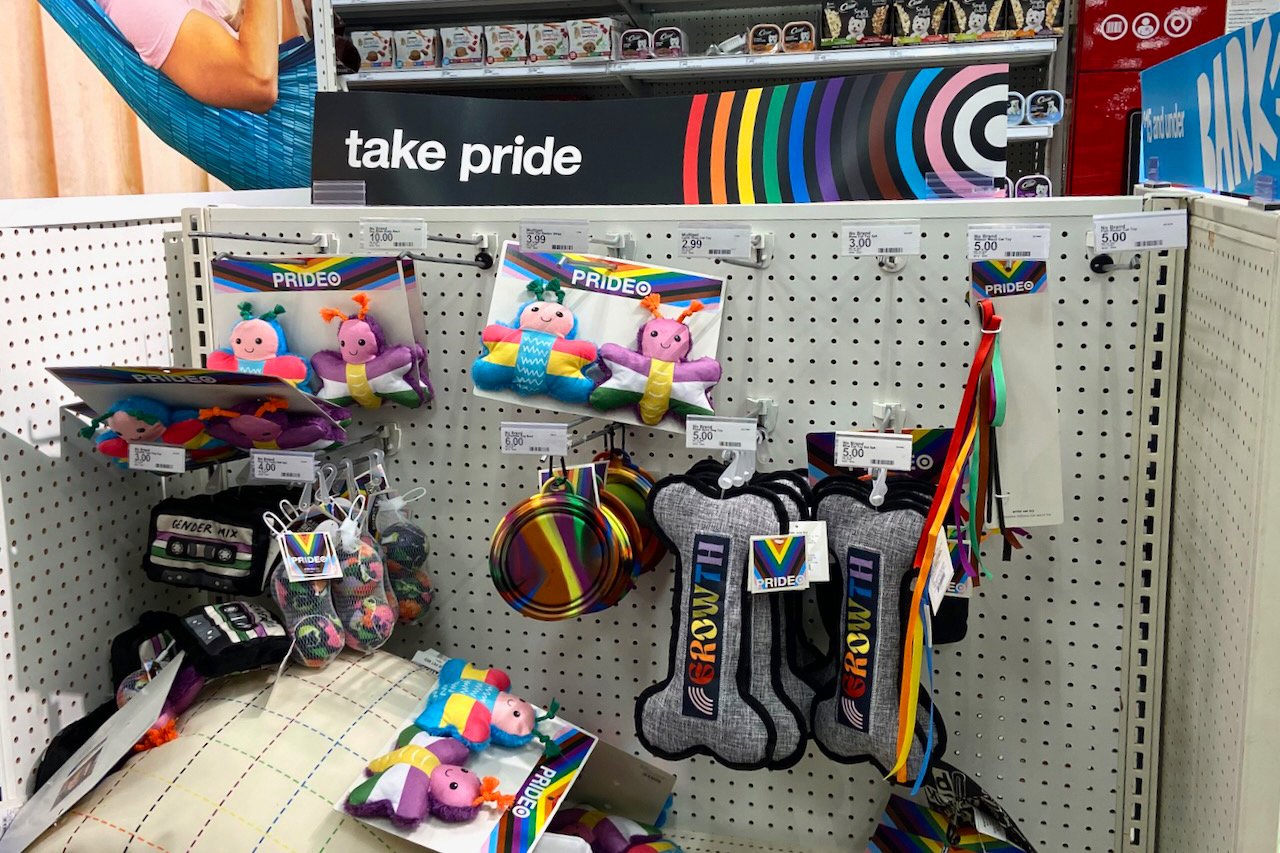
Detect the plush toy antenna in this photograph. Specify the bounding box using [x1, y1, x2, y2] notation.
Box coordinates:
[319, 307, 349, 325]
[237, 301, 255, 321]
[350, 293, 372, 320]
[259, 304, 287, 322]
[676, 300, 705, 325]
[254, 397, 289, 418]
[78, 412, 109, 439]
[526, 279, 547, 299]
[198, 407, 242, 420]
[543, 281, 566, 304]
[639, 294, 664, 319]
[472, 777, 516, 811]
[535, 699, 561, 723]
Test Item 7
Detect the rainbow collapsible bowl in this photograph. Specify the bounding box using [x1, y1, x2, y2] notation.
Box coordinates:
[489, 478, 631, 621]
[596, 452, 666, 574]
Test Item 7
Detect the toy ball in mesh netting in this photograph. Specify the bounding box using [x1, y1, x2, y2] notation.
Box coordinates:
[382, 522, 434, 623]
[115, 669, 153, 707]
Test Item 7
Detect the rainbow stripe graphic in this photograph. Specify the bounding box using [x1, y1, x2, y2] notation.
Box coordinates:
[752, 535, 807, 582]
[212, 256, 406, 293]
[282, 531, 337, 577]
[970, 260, 1048, 298]
[682, 67, 1007, 203]
[868, 794, 1025, 851]
[806, 429, 954, 485]
[487, 728, 597, 852]
[499, 243, 722, 309]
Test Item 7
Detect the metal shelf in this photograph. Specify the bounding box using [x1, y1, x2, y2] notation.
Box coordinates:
[342, 39, 1057, 89]
[334, 0, 818, 23]
[1007, 124, 1054, 142]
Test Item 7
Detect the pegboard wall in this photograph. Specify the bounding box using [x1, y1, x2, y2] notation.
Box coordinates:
[0, 217, 205, 804]
[1154, 196, 1280, 852]
[180, 197, 1144, 853]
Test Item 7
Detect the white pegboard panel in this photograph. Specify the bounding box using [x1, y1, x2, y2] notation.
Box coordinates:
[1114, 193, 1188, 853]
[186, 197, 1144, 852]
[0, 219, 208, 802]
[1154, 196, 1280, 853]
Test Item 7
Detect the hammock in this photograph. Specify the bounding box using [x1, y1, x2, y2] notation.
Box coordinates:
[40, 0, 315, 189]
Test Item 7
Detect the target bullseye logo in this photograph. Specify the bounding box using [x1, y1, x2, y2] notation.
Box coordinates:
[1100, 13, 1128, 40]
[1164, 10, 1192, 37]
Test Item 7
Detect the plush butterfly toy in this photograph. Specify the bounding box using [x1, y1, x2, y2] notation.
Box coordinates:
[311, 293, 431, 409]
[345, 726, 513, 828]
[199, 397, 349, 452]
[207, 302, 310, 385]
[589, 294, 722, 426]
[415, 659, 559, 754]
[472, 280, 598, 404]
[79, 396, 230, 465]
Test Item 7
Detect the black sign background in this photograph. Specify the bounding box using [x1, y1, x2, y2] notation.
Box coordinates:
[313, 91, 686, 205]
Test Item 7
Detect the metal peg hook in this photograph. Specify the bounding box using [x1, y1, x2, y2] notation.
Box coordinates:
[401, 250, 494, 270]
[190, 231, 329, 248]
[426, 232, 485, 247]
[1090, 253, 1142, 274]
[877, 255, 907, 274]
[720, 234, 774, 270]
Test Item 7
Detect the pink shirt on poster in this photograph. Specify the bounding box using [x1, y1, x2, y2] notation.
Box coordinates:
[98, 0, 238, 69]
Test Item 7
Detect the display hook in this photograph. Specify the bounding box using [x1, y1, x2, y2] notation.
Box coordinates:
[401, 250, 494, 271]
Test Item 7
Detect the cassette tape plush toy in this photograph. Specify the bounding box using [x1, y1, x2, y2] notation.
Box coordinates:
[207, 302, 311, 385]
[590, 294, 721, 426]
[472, 279, 598, 405]
[312, 293, 431, 409]
[415, 659, 559, 754]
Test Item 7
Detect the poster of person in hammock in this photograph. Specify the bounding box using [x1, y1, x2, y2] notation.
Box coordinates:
[37, 0, 318, 190]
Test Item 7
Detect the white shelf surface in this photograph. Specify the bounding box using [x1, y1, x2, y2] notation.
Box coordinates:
[1007, 124, 1054, 142]
[342, 39, 1057, 89]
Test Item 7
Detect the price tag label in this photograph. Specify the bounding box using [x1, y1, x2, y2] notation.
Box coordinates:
[520, 219, 590, 253]
[678, 222, 753, 259]
[359, 218, 426, 252]
[685, 416, 758, 450]
[251, 449, 317, 483]
[1092, 210, 1188, 252]
[500, 422, 569, 456]
[927, 535, 954, 616]
[833, 431, 913, 470]
[967, 223, 1051, 261]
[840, 220, 922, 257]
[127, 442, 185, 474]
[791, 520, 830, 584]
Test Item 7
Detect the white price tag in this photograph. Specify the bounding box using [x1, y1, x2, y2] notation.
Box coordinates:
[520, 219, 590, 253]
[127, 442, 185, 474]
[685, 416, 758, 450]
[411, 648, 450, 674]
[791, 520, 830, 584]
[833, 431, 913, 470]
[678, 222, 753, 259]
[500, 422, 569, 455]
[359, 218, 427, 252]
[840, 220, 922, 257]
[251, 449, 316, 483]
[1092, 210, 1188, 252]
[967, 223, 1051, 261]
[927, 535, 954, 616]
